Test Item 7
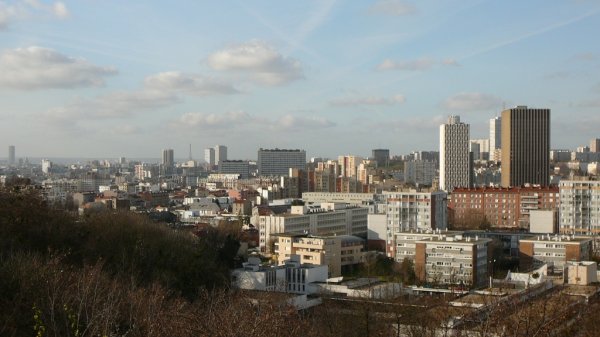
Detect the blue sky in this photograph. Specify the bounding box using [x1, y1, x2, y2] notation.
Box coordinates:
[1, 0, 600, 160]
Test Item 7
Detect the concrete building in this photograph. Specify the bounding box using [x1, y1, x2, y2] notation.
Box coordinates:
[404, 160, 436, 186]
[274, 233, 365, 277]
[371, 149, 390, 168]
[204, 148, 215, 167]
[489, 116, 501, 162]
[8, 145, 15, 166]
[214, 145, 227, 166]
[338, 155, 363, 178]
[565, 261, 597, 285]
[231, 256, 328, 294]
[519, 235, 592, 271]
[501, 106, 550, 187]
[257, 148, 306, 177]
[449, 186, 559, 230]
[302, 192, 376, 206]
[591, 138, 600, 153]
[413, 233, 492, 287]
[559, 179, 600, 235]
[393, 230, 462, 263]
[384, 190, 448, 258]
[218, 160, 250, 179]
[41, 159, 52, 174]
[470, 139, 490, 161]
[161, 148, 174, 175]
[440, 115, 472, 191]
[258, 203, 368, 253]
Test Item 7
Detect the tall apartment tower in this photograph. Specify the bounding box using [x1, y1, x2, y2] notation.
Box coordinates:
[214, 145, 227, 166]
[501, 106, 550, 187]
[204, 148, 215, 167]
[489, 116, 501, 161]
[439, 115, 472, 192]
[8, 145, 15, 166]
[590, 138, 600, 153]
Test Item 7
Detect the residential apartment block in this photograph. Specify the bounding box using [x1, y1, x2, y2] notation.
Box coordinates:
[274, 233, 365, 277]
[519, 235, 592, 271]
[559, 179, 600, 235]
[257, 148, 306, 177]
[384, 190, 448, 258]
[440, 115, 472, 191]
[449, 186, 559, 230]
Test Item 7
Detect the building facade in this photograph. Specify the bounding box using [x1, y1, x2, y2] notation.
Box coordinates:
[559, 179, 600, 235]
[591, 138, 600, 153]
[204, 148, 215, 167]
[449, 186, 559, 230]
[489, 116, 501, 162]
[501, 106, 550, 187]
[519, 235, 592, 271]
[218, 160, 250, 179]
[372, 149, 390, 168]
[440, 115, 472, 191]
[214, 145, 227, 166]
[257, 148, 306, 177]
[404, 160, 436, 186]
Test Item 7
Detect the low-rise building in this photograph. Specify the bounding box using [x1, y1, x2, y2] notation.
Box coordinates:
[274, 233, 365, 277]
[565, 261, 598, 285]
[414, 233, 491, 287]
[519, 235, 592, 271]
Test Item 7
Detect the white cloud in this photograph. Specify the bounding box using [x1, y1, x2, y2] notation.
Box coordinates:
[442, 92, 504, 112]
[276, 114, 335, 130]
[369, 0, 417, 16]
[144, 71, 238, 96]
[52, 1, 68, 18]
[46, 89, 178, 122]
[207, 40, 303, 85]
[376, 57, 436, 71]
[177, 111, 254, 128]
[330, 94, 405, 106]
[0, 0, 68, 30]
[0, 46, 116, 89]
[442, 58, 460, 66]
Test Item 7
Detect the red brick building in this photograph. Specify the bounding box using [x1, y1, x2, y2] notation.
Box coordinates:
[448, 186, 559, 229]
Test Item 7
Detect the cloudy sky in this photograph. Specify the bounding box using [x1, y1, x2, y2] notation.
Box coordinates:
[1, 0, 600, 160]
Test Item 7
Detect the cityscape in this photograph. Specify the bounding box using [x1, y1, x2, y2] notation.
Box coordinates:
[2, 1, 600, 336]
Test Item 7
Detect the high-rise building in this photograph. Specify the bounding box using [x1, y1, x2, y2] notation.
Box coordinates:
[8, 145, 15, 166]
[590, 138, 600, 153]
[41, 159, 52, 174]
[204, 148, 215, 167]
[337, 155, 362, 178]
[489, 116, 501, 161]
[161, 149, 174, 175]
[501, 106, 550, 187]
[214, 145, 227, 166]
[257, 148, 306, 176]
[219, 160, 250, 179]
[371, 149, 390, 168]
[439, 115, 472, 191]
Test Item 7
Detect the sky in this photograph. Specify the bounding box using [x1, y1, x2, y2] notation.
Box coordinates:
[1, 0, 600, 161]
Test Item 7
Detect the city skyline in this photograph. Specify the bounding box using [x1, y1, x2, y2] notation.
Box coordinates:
[1, 1, 600, 159]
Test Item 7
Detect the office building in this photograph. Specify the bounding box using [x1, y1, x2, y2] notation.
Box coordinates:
[214, 145, 227, 166]
[204, 148, 215, 167]
[559, 179, 600, 235]
[489, 116, 501, 161]
[470, 139, 489, 161]
[8, 145, 15, 166]
[161, 148, 174, 175]
[218, 160, 250, 179]
[258, 203, 368, 253]
[591, 138, 600, 153]
[440, 115, 472, 191]
[371, 149, 390, 168]
[501, 106, 550, 187]
[257, 148, 306, 177]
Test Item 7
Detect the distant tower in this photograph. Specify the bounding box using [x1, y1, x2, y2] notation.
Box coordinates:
[501, 106, 550, 187]
[372, 149, 390, 168]
[8, 145, 15, 166]
[204, 148, 215, 168]
[161, 149, 174, 175]
[590, 138, 600, 153]
[41, 159, 52, 174]
[214, 145, 227, 167]
[489, 116, 501, 161]
[439, 115, 472, 192]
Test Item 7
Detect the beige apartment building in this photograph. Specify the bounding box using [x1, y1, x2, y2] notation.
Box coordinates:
[274, 233, 365, 277]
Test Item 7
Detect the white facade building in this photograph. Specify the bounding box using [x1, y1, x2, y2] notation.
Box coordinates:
[489, 116, 501, 161]
[204, 148, 215, 167]
[440, 115, 472, 191]
[404, 160, 436, 186]
[214, 145, 227, 166]
[559, 180, 600, 235]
